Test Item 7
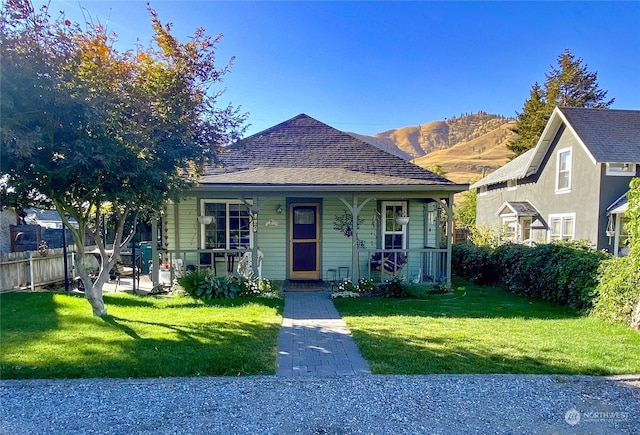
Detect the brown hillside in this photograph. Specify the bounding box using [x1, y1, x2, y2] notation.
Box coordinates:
[358, 112, 516, 184]
[412, 120, 517, 183]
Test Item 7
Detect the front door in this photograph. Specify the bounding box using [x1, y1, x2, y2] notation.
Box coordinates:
[289, 203, 320, 280]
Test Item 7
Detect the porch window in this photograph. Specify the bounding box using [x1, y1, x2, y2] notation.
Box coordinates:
[549, 213, 575, 241]
[606, 163, 636, 176]
[556, 148, 572, 192]
[382, 201, 407, 249]
[201, 200, 252, 249]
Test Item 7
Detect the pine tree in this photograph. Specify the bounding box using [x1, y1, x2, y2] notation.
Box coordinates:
[508, 49, 614, 156]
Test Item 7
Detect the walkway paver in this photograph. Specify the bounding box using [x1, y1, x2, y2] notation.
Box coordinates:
[277, 289, 371, 377]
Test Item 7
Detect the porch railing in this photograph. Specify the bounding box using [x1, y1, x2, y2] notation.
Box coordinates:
[357, 248, 448, 284]
[159, 247, 449, 285]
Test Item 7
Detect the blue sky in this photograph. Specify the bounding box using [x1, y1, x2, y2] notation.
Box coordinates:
[38, 1, 640, 137]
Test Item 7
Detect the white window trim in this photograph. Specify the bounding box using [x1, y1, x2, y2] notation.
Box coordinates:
[381, 201, 407, 250]
[555, 147, 572, 194]
[548, 212, 576, 242]
[200, 199, 253, 250]
[605, 162, 636, 177]
[507, 179, 517, 191]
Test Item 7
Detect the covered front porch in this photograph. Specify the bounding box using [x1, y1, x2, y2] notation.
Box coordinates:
[153, 189, 457, 288]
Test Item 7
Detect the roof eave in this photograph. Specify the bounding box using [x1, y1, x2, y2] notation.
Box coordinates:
[195, 183, 468, 194]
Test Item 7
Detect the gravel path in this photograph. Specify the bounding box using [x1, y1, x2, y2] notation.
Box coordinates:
[1, 374, 638, 434]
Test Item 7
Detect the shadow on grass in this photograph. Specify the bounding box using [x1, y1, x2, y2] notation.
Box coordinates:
[335, 280, 580, 321]
[350, 329, 616, 376]
[1, 292, 284, 379]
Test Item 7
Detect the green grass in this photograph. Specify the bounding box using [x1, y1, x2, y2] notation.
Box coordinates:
[1, 291, 283, 379]
[333, 278, 640, 375]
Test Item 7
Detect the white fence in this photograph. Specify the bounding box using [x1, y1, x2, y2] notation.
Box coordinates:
[0, 247, 96, 292]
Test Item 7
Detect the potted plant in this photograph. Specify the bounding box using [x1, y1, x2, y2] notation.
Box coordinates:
[395, 212, 410, 225]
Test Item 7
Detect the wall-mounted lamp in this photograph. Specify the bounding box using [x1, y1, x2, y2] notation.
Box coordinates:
[276, 204, 283, 214]
[197, 215, 214, 225]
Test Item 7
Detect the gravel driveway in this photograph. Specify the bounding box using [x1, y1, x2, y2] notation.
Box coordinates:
[1, 374, 638, 434]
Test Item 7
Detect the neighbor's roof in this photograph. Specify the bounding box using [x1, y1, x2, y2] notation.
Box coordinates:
[471, 107, 640, 189]
[470, 149, 535, 189]
[201, 114, 466, 192]
[496, 201, 540, 217]
[560, 107, 640, 163]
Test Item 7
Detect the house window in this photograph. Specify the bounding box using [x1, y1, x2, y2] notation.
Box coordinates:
[201, 200, 252, 250]
[606, 163, 636, 176]
[501, 216, 517, 240]
[556, 148, 572, 192]
[382, 201, 407, 249]
[549, 213, 575, 241]
[507, 179, 517, 191]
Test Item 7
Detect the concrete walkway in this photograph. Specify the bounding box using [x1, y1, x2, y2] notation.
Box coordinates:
[276, 287, 371, 377]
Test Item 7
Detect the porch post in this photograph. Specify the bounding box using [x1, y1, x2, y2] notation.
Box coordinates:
[339, 195, 374, 284]
[446, 194, 453, 288]
[252, 193, 259, 275]
[352, 194, 360, 283]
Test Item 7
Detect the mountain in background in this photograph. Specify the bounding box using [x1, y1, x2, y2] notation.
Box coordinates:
[354, 112, 517, 184]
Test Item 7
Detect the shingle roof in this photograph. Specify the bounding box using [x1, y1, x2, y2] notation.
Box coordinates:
[502, 201, 540, 217]
[469, 149, 535, 189]
[471, 107, 640, 189]
[607, 191, 629, 214]
[560, 107, 640, 163]
[202, 114, 465, 190]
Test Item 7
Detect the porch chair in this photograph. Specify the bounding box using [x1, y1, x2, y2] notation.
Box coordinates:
[370, 252, 408, 279]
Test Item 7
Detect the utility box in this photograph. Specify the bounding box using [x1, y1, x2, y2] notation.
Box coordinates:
[138, 241, 153, 274]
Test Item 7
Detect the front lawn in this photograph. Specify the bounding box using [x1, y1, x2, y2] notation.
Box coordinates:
[0, 291, 283, 379]
[333, 278, 640, 375]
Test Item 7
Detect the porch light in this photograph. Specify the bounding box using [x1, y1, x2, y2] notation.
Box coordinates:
[197, 215, 214, 225]
[276, 204, 283, 214]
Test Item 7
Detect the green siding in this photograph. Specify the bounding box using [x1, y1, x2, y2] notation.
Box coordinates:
[167, 194, 437, 282]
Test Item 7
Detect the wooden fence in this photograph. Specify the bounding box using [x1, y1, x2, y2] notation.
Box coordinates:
[0, 247, 97, 292]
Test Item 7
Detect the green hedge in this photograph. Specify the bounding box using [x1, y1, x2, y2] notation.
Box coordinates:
[591, 255, 640, 325]
[452, 241, 608, 310]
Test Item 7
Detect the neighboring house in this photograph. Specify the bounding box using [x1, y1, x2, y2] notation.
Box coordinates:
[471, 107, 640, 256]
[24, 209, 79, 229]
[161, 114, 467, 285]
[0, 208, 18, 254]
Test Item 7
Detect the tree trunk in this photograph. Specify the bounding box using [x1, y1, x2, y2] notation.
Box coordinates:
[631, 298, 640, 333]
[79, 275, 108, 316]
[85, 283, 107, 316]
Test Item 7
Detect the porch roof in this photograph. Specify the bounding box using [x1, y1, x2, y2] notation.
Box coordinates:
[607, 192, 629, 215]
[497, 201, 540, 217]
[201, 114, 467, 193]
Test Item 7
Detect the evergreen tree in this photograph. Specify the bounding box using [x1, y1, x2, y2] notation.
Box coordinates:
[508, 49, 614, 156]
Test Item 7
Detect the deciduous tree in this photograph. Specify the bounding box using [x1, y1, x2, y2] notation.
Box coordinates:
[0, 0, 246, 315]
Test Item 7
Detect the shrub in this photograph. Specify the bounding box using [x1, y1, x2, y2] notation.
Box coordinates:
[378, 276, 408, 298]
[592, 252, 640, 325]
[177, 268, 213, 295]
[452, 241, 607, 310]
[405, 281, 451, 298]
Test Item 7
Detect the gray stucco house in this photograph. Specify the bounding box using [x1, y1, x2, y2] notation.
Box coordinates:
[159, 114, 467, 285]
[471, 107, 639, 256]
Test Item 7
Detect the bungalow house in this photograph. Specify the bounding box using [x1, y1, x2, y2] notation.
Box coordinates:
[158, 114, 467, 286]
[471, 107, 640, 256]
